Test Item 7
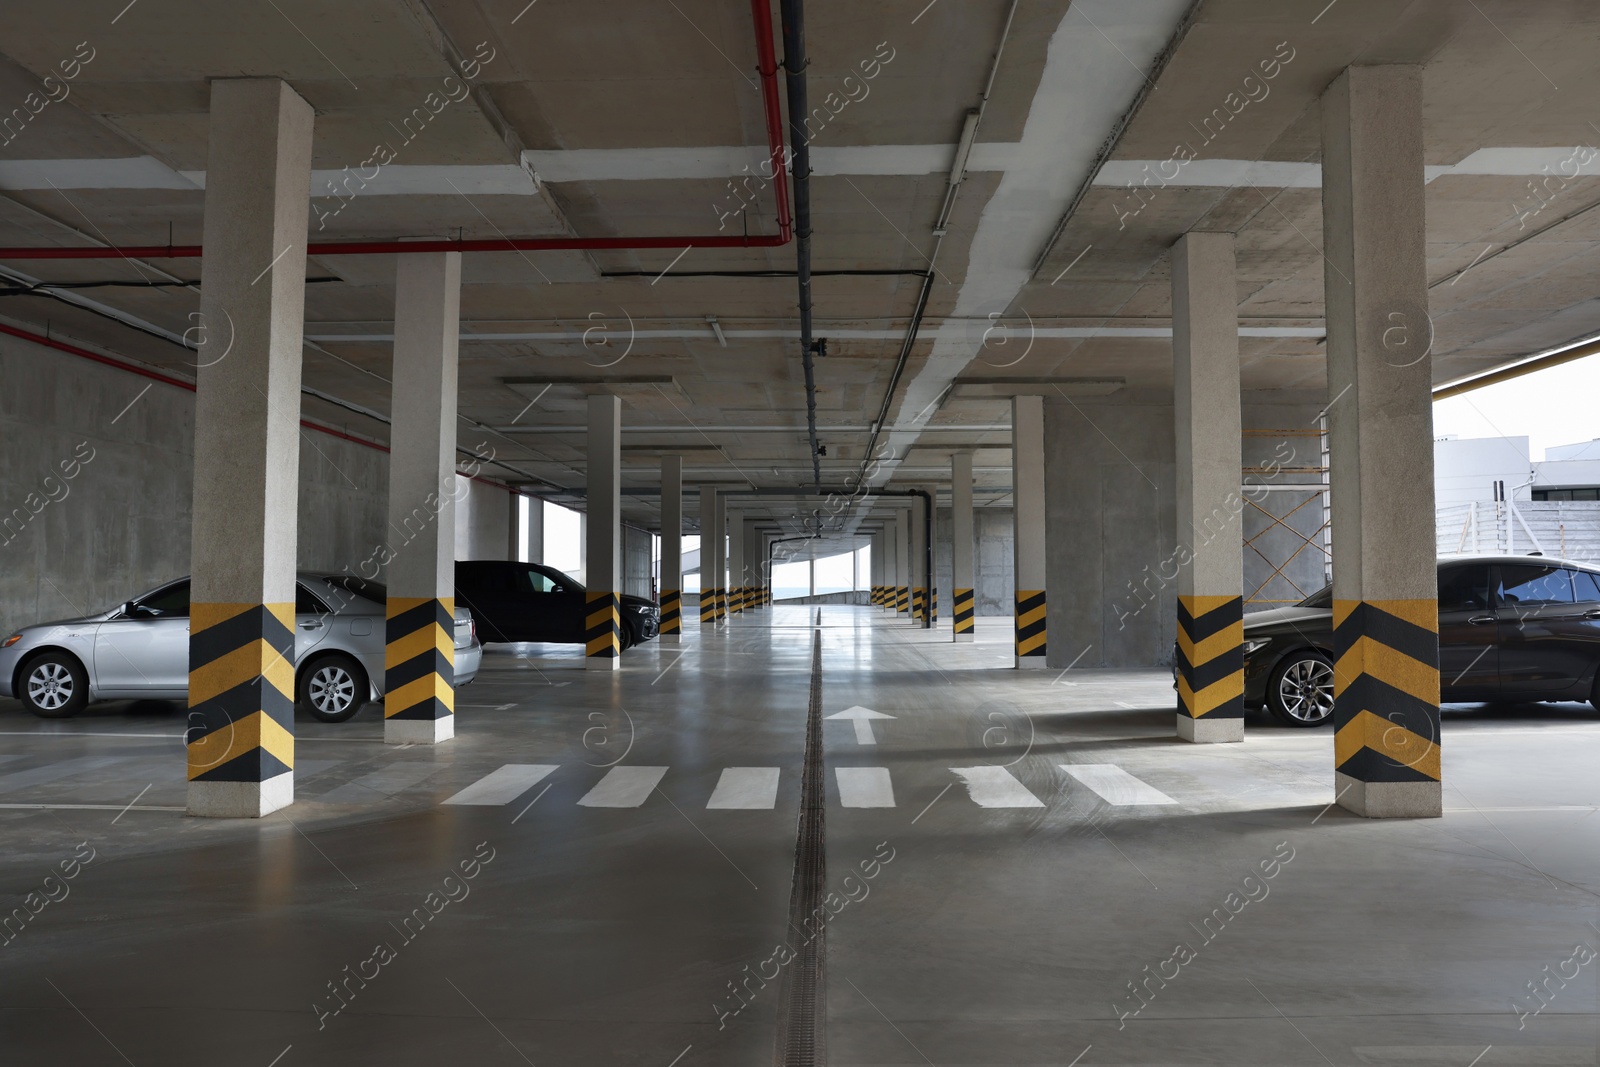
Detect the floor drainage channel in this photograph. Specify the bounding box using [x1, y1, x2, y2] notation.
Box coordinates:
[774, 614, 828, 1065]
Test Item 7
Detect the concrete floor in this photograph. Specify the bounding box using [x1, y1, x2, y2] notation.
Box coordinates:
[0, 605, 1597, 1065]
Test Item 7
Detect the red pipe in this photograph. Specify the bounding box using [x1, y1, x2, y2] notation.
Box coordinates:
[0, 3, 790, 262]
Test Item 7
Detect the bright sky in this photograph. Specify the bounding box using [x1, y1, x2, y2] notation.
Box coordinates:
[1433, 351, 1600, 461]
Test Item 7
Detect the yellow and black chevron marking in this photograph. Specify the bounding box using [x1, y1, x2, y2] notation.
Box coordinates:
[699, 588, 717, 623]
[385, 597, 455, 722]
[912, 587, 927, 622]
[953, 588, 975, 634]
[659, 590, 682, 634]
[585, 591, 621, 658]
[1176, 595, 1243, 720]
[187, 602, 295, 782]
[1333, 599, 1441, 783]
[713, 586, 728, 621]
[895, 586, 910, 613]
[1015, 589, 1047, 658]
[927, 586, 937, 624]
[876, 585, 887, 607]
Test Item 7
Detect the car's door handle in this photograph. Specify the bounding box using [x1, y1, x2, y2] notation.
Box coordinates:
[1468, 615, 1496, 625]
[300, 620, 323, 630]
[1584, 609, 1600, 620]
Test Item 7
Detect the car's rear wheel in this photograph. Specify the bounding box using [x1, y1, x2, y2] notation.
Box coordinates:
[298, 654, 367, 723]
[1267, 651, 1335, 727]
[19, 652, 90, 718]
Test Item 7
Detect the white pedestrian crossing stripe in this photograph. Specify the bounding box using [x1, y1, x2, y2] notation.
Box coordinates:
[835, 767, 895, 808]
[1061, 764, 1177, 806]
[442, 764, 558, 806]
[426, 762, 1162, 812]
[950, 766, 1044, 808]
[578, 765, 669, 808]
[707, 767, 780, 809]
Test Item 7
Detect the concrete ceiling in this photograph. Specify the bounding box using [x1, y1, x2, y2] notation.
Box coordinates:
[0, 0, 1595, 536]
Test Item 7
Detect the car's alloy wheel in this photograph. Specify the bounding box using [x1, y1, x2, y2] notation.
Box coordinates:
[300, 655, 366, 723]
[21, 654, 89, 718]
[1268, 652, 1335, 727]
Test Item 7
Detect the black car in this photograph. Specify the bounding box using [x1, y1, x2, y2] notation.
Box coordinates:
[1235, 555, 1600, 726]
[454, 561, 660, 650]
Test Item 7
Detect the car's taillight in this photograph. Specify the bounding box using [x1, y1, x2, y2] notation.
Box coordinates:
[469, 616, 476, 643]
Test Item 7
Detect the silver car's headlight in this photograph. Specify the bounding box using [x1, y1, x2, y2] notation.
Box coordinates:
[1242, 636, 1271, 657]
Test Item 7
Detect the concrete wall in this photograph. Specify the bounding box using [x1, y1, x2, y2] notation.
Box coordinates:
[934, 505, 1014, 617]
[623, 524, 653, 598]
[454, 475, 513, 560]
[1042, 392, 1332, 668]
[1045, 395, 1178, 669]
[299, 430, 388, 574]
[0, 333, 390, 629]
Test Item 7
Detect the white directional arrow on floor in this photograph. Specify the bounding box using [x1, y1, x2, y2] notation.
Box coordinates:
[826, 705, 896, 745]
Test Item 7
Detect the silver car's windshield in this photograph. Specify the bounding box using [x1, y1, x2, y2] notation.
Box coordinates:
[1299, 586, 1333, 609]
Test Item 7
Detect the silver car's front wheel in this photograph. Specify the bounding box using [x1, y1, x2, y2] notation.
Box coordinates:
[298, 655, 366, 723]
[21, 653, 89, 718]
[1268, 652, 1336, 727]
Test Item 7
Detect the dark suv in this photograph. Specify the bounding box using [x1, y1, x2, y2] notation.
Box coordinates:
[1234, 555, 1600, 726]
[454, 561, 660, 650]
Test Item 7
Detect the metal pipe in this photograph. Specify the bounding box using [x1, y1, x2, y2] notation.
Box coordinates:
[0, 0, 791, 261]
[1431, 333, 1600, 400]
[778, 0, 820, 489]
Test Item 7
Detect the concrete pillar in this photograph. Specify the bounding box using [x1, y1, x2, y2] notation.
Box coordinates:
[916, 487, 938, 627]
[743, 519, 761, 610]
[909, 495, 928, 626]
[727, 508, 744, 614]
[528, 496, 545, 563]
[1013, 395, 1048, 668]
[1322, 65, 1441, 818]
[185, 79, 313, 818]
[383, 251, 463, 745]
[894, 510, 911, 616]
[952, 453, 976, 641]
[712, 491, 728, 621]
[869, 529, 883, 608]
[505, 491, 517, 560]
[698, 487, 718, 626]
[585, 394, 622, 670]
[659, 458, 682, 640]
[1173, 232, 1245, 744]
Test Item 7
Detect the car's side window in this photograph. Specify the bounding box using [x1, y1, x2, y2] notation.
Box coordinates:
[1437, 566, 1491, 612]
[136, 581, 191, 618]
[296, 583, 331, 616]
[1572, 570, 1600, 603]
[1495, 564, 1576, 607]
[514, 567, 558, 594]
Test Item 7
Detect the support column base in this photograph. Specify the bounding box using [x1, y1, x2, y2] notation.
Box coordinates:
[1176, 714, 1244, 743]
[386, 717, 455, 745]
[952, 633, 976, 643]
[1015, 657, 1049, 670]
[1334, 772, 1442, 818]
[658, 633, 681, 644]
[187, 772, 293, 818]
[587, 657, 622, 672]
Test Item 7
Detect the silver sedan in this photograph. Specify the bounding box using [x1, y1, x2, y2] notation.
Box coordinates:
[0, 572, 481, 722]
